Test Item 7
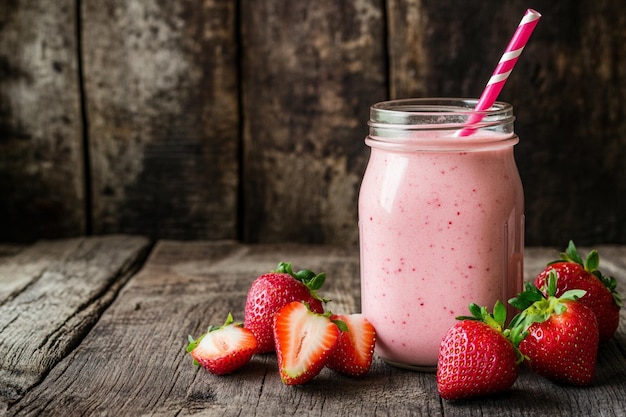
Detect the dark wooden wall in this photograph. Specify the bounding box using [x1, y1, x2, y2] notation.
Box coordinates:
[1, 0, 625, 247]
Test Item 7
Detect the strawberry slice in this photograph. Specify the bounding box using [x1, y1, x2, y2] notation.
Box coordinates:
[327, 314, 376, 377]
[273, 301, 340, 385]
[187, 313, 258, 375]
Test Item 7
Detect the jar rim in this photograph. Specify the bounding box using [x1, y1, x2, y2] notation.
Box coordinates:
[369, 98, 514, 129]
[367, 98, 517, 151]
[371, 97, 510, 110]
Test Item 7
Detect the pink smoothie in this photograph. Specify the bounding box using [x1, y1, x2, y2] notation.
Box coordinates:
[359, 130, 524, 370]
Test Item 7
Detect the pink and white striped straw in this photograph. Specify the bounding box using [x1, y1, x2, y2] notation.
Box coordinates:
[457, 9, 541, 137]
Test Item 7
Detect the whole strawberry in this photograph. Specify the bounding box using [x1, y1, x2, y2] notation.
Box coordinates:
[535, 241, 622, 343]
[273, 301, 340, 385]
[437, 301, 522, 401]
[186, 313, 258, 375]
[244, 262, 328, 353]
[509, 270, 599, 386]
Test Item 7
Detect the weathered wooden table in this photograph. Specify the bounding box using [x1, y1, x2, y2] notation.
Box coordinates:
[1, 236, 625, 416]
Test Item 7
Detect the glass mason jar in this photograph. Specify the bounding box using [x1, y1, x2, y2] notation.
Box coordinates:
[359, 98, 524, 371]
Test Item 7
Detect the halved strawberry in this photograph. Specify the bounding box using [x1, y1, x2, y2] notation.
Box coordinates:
[273, 301, 339, 385]
[327, 314, 376, 377]
[187, 313, 258, 375]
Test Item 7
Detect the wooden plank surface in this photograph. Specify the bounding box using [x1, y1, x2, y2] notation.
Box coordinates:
[240, 0, 387, 246]
[82, 0, 240, 241]
[0, 235, 150, 404]
[0, 0, 85, 242]
[2, 242, 625, 416]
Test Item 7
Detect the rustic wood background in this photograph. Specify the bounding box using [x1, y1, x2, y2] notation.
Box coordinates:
[1, 0, 625, 246]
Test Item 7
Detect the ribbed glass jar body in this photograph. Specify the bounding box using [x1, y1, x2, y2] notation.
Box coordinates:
[359, 98, 524, 370]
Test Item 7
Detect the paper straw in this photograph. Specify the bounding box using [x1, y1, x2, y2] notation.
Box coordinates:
[457, 9, 541, 137]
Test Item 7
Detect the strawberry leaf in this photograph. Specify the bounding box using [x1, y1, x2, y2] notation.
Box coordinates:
[493, 300, 507, 327]
[553, 241, 623, 308]
[223, 312, 235, 327]
[507, 269, 588, 350]
[508, 282, 544, 311]
[332, 319, 349, 332]
[565, 241, 579, 262]
[456, 301, 506, 332]
[275, 262, 295, 276]
[559, 289, 586, 301]
[306, 273, 326, 291]
[562, 240, 584, 265]
[546, 270, 558, 297]
[596, 271, 616, 291]
[506, 317, 528, 351]
[585, 249, 600, 272]
[273, 262, 330, 303]
[456, 303, 482, 321]
[594, 268, 623, 307]
[294, 269, 316, 282]
[186, 335, 198, 353]
[186, 334, 203, 366]
[614, 291, 624, 308]
[468, 303, 483, 319]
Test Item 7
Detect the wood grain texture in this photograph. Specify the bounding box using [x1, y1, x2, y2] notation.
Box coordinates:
[512, 0, 626, 246]
[0, 235, 150, 403]
[386, 0, 429, 99]
[0, 0, 85, 242]
[3, 242, 625, 416]
[82, 0, 240, 241]
[0, 239, 87, 302]
[240, 0, 387, 247]
[1, 1, 626, 247]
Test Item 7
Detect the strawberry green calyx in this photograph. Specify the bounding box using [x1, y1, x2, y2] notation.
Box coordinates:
[551, 240, 623, 307]
[456, 300, 507, 333]
[456, 301, 524, 364]
[274, 262, 330, 303]
[186, 337, 202, 366]
[508, 270, 586, 347]
[548, 240, 591, 268]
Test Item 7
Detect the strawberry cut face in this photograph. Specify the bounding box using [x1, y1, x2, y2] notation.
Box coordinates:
[273, 301, 339, 385]
[187, 314, 258, 375]
[327, 314, 376, 377]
